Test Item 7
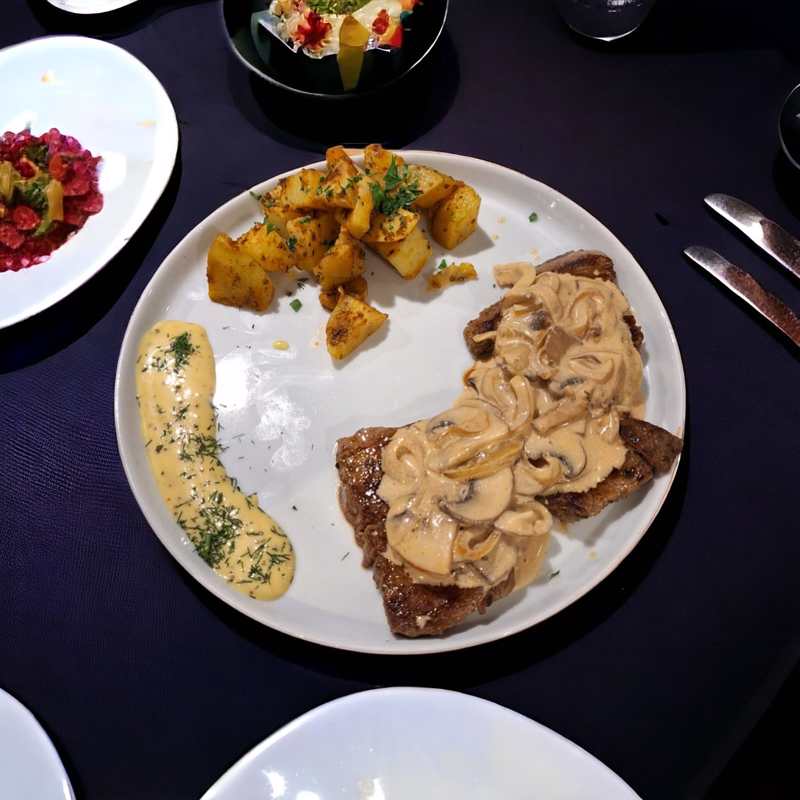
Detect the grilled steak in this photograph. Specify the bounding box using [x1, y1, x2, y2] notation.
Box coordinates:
[336, 251, 682, 637]
[336, 426, 516, 636]
[463, 249, 643, 359]
[540, 418, 682, 522]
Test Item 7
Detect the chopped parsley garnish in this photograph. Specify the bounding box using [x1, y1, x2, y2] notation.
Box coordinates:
[370, 157, 421, 217]
[341, 174, 363, 194]
[249, 190, 262, 202]
[289, 298, 302, 312]
[286, 236, 297, 252]
[528, 211, 539, 222]
[436, 259, 448, 272]
[265, 221, 278, 233]
[299, 215, 312, 224]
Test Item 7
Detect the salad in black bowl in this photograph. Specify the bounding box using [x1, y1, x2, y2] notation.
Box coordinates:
[221, 0, 449, 97]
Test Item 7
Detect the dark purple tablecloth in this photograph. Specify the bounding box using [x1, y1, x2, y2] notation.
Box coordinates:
[2, 1, 799, 798]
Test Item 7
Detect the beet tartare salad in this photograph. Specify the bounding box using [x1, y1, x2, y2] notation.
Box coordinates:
[0, 128, 103, 273]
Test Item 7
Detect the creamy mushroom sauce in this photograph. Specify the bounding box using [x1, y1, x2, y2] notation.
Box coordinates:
[136, 321, 294, 600]
[377, 264, 644, 591]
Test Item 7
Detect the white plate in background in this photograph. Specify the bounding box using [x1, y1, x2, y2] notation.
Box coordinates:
[115, 151, 685, 654]
[45, 1, 139, 13]
[0, 36, 178, 328]
[0, 687, 74, 800]
[202, 688, 641, 800]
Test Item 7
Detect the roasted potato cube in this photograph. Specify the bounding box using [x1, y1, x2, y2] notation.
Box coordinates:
[430, 185, 481, 249]
[345, 177, 375, 239]
[408, 165, 460, 210]
[261, 203, 304, 237]
[326, 291, 388, 359]
[427, 262, 478, 290]
[319, 276, 368, 311]
[371, 224, 432, 279]
[361, 208, 419, 243]
[326, 145, 352, 167]
[364, 144, 404, 177]
[277, 169, 328, 209]
[313, 228, 365, 290]
[207, 233, 275, 311]
[285, 212, 339, 272]
[320, 151, 363, 209]
[237, 224, 295, 272]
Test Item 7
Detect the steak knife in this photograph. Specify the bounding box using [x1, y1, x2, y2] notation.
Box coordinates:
[684, 246, 800, 347]
[705, 193, 800, 281]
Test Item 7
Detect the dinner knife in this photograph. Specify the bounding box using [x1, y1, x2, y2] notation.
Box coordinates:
[705, 193, 800, 281]
[683, 246, 800, 347]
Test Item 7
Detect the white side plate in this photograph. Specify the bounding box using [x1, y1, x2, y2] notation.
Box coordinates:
[45, 0, 139, 13]
[115, 152, 685, 655]
[0, 688, 74, 800]
[202, 688, 641, 799]
[0, 36, 178, 328]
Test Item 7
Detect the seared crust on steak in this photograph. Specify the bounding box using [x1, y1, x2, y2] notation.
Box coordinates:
[336, 426, 516, 637]
[620, 416, 683, 475]
[463, 300, 502, 359]
[336, 426, 395, 567]
[463, 250, 638, 360]
[538, 249, 617, 282]
[540, 418, 682, 522]
[373, 556, 516, 637]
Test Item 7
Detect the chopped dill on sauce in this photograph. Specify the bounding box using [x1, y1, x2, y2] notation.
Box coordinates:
[168, 332, 197, 371]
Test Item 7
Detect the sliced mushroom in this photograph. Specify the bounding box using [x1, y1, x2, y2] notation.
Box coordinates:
[495, 502, 552, 537]
[493, 261, 534, 287]
[533, 398, 587, 433]
[453, 528, 502, 563]
[525, 429, 587, 480]
[520, 455, 563, 493]
[541, 326, 578, 367]
[427, 401, 509, 473]
[442, 436, 523, 481]
[386, 509, 457, 576]
[443, 467, 513, 524]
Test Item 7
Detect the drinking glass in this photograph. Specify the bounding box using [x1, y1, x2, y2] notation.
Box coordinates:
[555, 0, 658, 41]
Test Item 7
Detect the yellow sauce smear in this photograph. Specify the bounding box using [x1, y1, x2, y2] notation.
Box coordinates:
[135, 321, 294, 600]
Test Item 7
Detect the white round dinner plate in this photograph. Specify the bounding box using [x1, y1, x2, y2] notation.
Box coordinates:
[45, 0, 139, 13]
[115, 151, 685, 655]
[0, 687, 74, 800]
[0, 36, 178, 329]
[201, 688, 641, 799]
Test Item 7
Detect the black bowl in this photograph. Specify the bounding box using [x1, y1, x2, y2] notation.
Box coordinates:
[221, 0, 449, 99]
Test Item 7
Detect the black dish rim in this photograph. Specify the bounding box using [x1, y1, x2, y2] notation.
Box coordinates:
[219, 0, 450, 100]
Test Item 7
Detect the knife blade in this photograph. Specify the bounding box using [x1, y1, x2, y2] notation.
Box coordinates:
[705, 193, 800, 281]
[684, 246, 800, 347]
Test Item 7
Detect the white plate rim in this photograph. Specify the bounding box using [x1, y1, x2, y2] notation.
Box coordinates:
[200, 687, 641, 799]
[0, 686, 75, 800]
[45, 0, 139, 14]
[114, 151, 686, 655]
[0, 34, 179, 329]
